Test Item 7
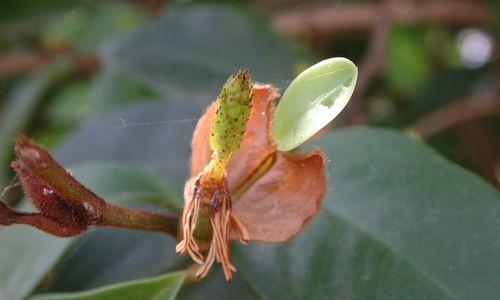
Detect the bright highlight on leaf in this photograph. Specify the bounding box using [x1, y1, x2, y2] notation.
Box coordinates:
[273, 57, 358, 151]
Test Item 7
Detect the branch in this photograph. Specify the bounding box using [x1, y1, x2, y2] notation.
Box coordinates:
[412, 93, 500, 139]
[0, 52, 51, 76]
[1, 135, 178, 237]
[345, 0, 393, 124]
[0, 52, 98, 76]
[271, 0, 492, 37]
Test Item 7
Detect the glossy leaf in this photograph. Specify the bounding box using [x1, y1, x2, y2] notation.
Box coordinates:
[235, 128, 500, 300]
[0, 162, 178, 300]
[32, 271, 186, 300]
[272, 58, 358, 151]
[100, 3, 311, 106]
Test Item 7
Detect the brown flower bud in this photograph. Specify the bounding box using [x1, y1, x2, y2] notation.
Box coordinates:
[1, 135, 177, 237]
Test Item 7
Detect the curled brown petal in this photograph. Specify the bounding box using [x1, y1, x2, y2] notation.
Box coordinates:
[232, 150, 327, 242]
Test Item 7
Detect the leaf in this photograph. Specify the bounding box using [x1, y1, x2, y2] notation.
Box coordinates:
[89, 67, 158, 115]
[272, 58, 358, 151]
[40, 1, 147, 51]
[0, 0, 74, 22]
[54, 101, 200, 197]
[0, 62, 72, 188]
[31, 271, 186, 300]
[0, 161, 178, 300]
[387, 26, 431, 96]
[38, 225, 185, 293]
[44, 80, 90, 130]
[177, 268, 257, 300]
[100, 3, 311, 106]
[235, 128, 500, 300]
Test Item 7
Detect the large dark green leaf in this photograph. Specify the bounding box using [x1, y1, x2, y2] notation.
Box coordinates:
[100, 3, 311, 106]
[0, 161, 179, 300]
[235, 128, 499, 300]
[32, 271, 186, 300]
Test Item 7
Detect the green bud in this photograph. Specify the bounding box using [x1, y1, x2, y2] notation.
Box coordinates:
[210, 69, 253, 161]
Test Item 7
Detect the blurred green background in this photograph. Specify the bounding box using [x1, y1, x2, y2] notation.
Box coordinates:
[1, 0, 498, 191]
[0, 0, 498, 299]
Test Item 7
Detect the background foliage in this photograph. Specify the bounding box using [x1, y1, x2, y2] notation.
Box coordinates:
[0, 0, 498, 299]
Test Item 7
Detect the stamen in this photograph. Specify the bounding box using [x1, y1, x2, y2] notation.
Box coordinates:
[196, 235, 216, 278]
[176, 176, 204, 264]
[194, 185, 237, 281]
[231, 213, 250, 244]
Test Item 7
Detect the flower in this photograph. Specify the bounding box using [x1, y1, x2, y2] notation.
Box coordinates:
[0, 135, 104, 236]
[176, 71, 327, 281]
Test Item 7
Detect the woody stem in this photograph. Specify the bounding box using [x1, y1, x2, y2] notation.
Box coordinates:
[100, 203, 178, 236]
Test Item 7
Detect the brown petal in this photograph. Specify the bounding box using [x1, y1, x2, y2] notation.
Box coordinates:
[232, 150, 326, 242]
[190, 84, 279, 192]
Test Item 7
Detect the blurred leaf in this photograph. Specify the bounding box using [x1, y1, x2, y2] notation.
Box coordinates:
[0, 161, 178, 300]
[273, 57, 357, 151]
[408, 68, 487, 118]
[489, 0, 500, 37]
[0, 61, 72, 188]
[235, 128, 500, 300]
[44, 80, 90, 129]
[387, 26, 431, 96]
[54, 101, 200, 197]
[32, 271, 186, 300]
[0, 0, 76, 22]
[101, 3, 312, 106]
[89, 67, 158, 114]
[41, 1, 147, 51]
[66, 161, 179, 208]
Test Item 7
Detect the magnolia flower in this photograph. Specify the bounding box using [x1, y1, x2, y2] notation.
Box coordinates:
[176, 70, 327, 281]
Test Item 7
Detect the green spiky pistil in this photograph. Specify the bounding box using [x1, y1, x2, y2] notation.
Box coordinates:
[208, 69, 253, 179]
